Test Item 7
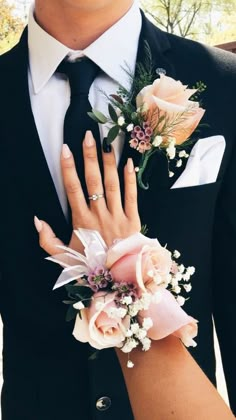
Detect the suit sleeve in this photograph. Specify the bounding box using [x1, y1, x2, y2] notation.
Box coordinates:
[213, 142, 236, 414]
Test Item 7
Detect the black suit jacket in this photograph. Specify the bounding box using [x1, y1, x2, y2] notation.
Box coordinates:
[0, 12, 236, 419]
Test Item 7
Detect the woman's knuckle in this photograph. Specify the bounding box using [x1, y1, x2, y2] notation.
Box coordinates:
[85, 151, 97, 161]
[39, 237, 48, 249]
[127, 175, 137, 185]
[65, 180, 80, 194]
[125, 193, 137, 204]
[87, 175, 100, 188]
[63, 160, 74, 169]
[105, 180, 118, 193]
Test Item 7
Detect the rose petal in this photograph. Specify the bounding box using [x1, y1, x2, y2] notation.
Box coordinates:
[106, 232, 160, 268]
[139, 288, 198, 343]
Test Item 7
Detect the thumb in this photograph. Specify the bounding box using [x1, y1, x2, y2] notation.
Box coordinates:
[34, 216, 65, 256]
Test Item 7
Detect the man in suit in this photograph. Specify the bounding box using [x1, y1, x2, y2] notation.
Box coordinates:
[0, 0, 236, 418]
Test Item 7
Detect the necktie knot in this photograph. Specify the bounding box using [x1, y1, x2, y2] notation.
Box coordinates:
[57, 58, 100, 96]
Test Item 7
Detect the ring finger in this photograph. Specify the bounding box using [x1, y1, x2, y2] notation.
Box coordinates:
[83, 131, 107, 213]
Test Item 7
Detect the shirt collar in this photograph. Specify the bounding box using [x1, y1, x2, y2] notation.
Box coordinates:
[28, 2, 142, 94]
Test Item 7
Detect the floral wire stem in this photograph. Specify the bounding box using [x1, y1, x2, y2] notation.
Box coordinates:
[136, 149, 156, 189]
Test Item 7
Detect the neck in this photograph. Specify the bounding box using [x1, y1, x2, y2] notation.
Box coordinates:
[34, 1, 134, 50]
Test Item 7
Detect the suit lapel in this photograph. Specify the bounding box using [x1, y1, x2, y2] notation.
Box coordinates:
[3, 29, 70, 243]
[118, 11, 176, 195]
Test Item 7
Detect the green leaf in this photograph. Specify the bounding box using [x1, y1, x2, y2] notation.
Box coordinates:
[63, 300, 75, 305]
[110, 94, 124, 105]
[66, 305, 77, 322]
[89, 351, 99, 361]
[65, 284, 93, 301]
[107, 126, 120, 144]
[140, 225, 148, 235]
[88, 110, 107, 124]
[108, 104, 118, 123]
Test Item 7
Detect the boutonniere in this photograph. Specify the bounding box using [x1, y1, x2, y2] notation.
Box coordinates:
[89, 45, 206, 189]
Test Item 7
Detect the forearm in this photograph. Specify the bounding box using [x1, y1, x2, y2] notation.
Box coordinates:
[116, 336, 234, 420]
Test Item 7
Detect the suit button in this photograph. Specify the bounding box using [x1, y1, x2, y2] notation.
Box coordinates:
[96, 396, 112, 411]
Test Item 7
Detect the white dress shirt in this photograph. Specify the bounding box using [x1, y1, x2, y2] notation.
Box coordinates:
[28, 3, 142, 216]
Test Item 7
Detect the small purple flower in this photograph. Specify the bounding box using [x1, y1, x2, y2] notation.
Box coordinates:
[134, 125, 142, 133]
[129, 138, 139, 149]
[87, 266, 113, 291]
[145, 127, 153, 136]
[112, 282, 139, 304]
[136, 130, 145, 140]
[143, 122, 149, 129]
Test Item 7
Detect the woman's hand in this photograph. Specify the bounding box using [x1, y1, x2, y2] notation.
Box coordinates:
[34, 130, 141, 255]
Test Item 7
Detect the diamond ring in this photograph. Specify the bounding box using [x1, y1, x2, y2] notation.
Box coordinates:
[88, 193, 104, 201]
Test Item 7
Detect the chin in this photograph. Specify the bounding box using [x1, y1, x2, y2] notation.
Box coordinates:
[63, 0, 115, 10]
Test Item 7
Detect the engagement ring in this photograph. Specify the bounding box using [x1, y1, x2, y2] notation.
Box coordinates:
[88, 193, 104, 201]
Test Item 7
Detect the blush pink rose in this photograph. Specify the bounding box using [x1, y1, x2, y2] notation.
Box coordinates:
[139, 287, 198, 347]
[73, 292, 130, 350]
[110, 245, 172, 293]
[107, 233, 172, 293]
[136, 74, 205, 145]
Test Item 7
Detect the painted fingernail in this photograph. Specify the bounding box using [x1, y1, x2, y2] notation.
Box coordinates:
[34, 216, 43, 232]
[102, 137, 111, 153]
[62, 144, 71, 159]
[85, 131, 95, 147]
[127, 158, 134, 173]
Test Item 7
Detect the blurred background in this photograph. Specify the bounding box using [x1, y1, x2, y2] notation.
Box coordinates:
[0, 0, 233, 416]
[1, 0, 236, 54]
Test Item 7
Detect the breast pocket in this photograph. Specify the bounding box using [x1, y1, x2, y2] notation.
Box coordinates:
[138, 181, 222, 250]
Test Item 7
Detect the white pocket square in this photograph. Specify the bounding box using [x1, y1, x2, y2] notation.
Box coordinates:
[171, 135, 226, 189]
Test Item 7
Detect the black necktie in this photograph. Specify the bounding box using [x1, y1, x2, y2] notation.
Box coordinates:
[57, 57, 102, 196]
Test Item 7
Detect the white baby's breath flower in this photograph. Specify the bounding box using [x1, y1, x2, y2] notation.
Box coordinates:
[187, 266, 195, 276]
[179, 264, 185, 274]
[173, 250, 181, 259]
[174, 286, 181, 295]
[131, 323, 140, 334]
[73, 301, 85, 310]
[174, 272, 183, 282]
[176, 159, 183, 168]
[176, 296, 186, 306]
[122, 339, 139, 353]
[166, 273, 173, 283]
[126, 123, 134, 132]
[171, 277, 179, 287]
[142, 317, 153, 330]
[167, 145, 176, 160]
[136, 329, 147, 340]
[126, 329, 133, 338]
[129, 305, 139, 317]
[140, 293, 152, 310]
[107, 307, 127, 319]
[141, 337, 152, 351]
[179, 150, 189, 158]
[118, 116, 125, 126]
[183, 273, 191, 282]
[169, 171, 174, 178]
[152, 135, 163, 147]
[184, 284, 192, 293]
[127, 360, 134, 368]
[121, 296, 133, 306]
